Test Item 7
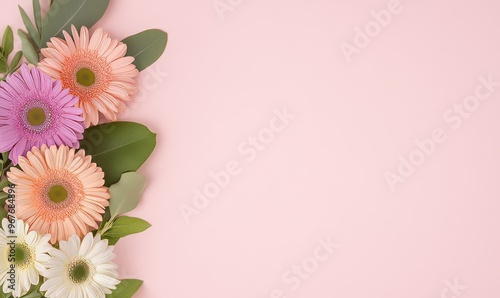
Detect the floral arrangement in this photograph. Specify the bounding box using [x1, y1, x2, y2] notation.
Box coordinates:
[0, 0, 167, 297]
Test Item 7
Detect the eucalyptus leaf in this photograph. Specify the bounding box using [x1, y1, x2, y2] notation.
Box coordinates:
[106, 279, 143, 298]
[19, 5, 41, 47]
[0, 61, 6, 74]
[9, 52, 22, 72]
[18, 30, 39, 65]
[122, 29, 167, 72]
[103, 216, 151, 240]
[33, 0, 42, 32]
[108, 173, 147, 218]
[81, 122, 156, 186]
[2, 152, 8, 161]
[1, 26, 13, 57]
[41, 0, 110, 46]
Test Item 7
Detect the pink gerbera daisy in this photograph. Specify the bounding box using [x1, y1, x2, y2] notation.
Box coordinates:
[5, 145, 111, 244]
[0, 64, 85, 165]
[38, 25, 139, 127]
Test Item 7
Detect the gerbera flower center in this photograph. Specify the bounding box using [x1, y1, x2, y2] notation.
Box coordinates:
[59, 50, 112, 105]
[76, 68, 96, 87]
[68, 260, 92, 284]
[27, 107, 46, 126]
[48, 185, 68, 203]
[13, 243, 33, 269]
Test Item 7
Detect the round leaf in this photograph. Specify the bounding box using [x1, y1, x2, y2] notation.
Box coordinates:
[106, 279, 143, 298]
[122, 29, 168, 71]
[108, 172, 147, 218]
[80, 122, 156, 186]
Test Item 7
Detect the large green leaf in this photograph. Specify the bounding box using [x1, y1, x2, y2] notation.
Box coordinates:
[1, 26, 13, 57]
[106, 279, 143, 298]
[81, 122, 156, 186]
[18, 30, 39, 65]
[108, 173, 147, 218]
[122, 29, 168, 71]
[41, 0, 110, 46]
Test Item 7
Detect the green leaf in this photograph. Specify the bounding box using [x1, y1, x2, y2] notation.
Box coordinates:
[0, 205, 6, 222]
[99, 207, 111, 229]
[41, 0, 110, 46]
[2, 26, 14, 57]
[19, 291, 40, 297]
[103, 216, 151, 240]
[0, 61, 6, 74]
[104, 236, 120, 245]
[18, 30, 39, 65]
[81, 122, 156, 186]
[0, 179, 10, 191]
[106, 279, 143, 298]
[19, 5, 41, 47]
[108, 173, 147, 218]
[20, 291, 42, 298]
[9, 52, 22, 73]
[122, 29, 167, 72]
[33, 0, 42, 32]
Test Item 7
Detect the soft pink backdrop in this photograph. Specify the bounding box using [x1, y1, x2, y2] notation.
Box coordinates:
[2, 0, 500, 297]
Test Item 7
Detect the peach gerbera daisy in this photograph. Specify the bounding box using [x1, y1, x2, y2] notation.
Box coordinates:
[5, 145, 110, 244]
[38, 25, 139, 127]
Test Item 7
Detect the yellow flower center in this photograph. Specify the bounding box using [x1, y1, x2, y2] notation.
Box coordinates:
[27, 107, 46, 126]
[48, 185, 68, 203]
[76, 68, 96, 87]
[11, 243, 34, 269]
[68, 260, 92, 284]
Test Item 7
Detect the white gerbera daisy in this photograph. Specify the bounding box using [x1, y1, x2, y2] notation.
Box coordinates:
[0, 219, 52, 297]
[41, 233, 120, 298]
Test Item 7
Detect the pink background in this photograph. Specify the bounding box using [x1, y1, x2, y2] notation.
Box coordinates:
[2, 0, 500, 297]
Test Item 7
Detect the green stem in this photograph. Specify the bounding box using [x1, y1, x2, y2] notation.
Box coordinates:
[98, 219, 115, 235]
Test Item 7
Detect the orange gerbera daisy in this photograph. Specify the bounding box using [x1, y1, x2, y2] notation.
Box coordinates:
[38, 25, 138, 127]
[6, 145, 110, 244]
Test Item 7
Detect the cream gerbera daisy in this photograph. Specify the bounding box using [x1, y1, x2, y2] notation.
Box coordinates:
[6, 145, 110, 244]
[0, 219, 52, 297]
[38, 25, 139, 127]
[41, 233, 120, 298]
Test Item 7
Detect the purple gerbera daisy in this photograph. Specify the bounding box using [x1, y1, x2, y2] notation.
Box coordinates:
[0, 64, 85, 164]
